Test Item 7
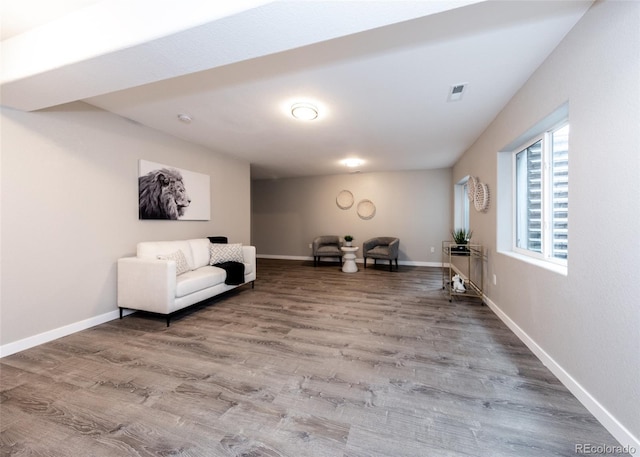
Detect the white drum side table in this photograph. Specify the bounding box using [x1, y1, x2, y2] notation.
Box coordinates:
[341, 246, 359, 273]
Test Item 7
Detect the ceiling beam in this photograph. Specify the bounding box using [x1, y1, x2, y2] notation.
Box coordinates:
[1, 0, 484, 111]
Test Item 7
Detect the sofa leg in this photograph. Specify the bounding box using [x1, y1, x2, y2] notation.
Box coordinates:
[166, 316, 171, 327]
[119, 308, 123, 320]
[251, 281, 255, 289]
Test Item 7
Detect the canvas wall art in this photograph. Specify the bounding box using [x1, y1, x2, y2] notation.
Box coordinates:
[138, 160, 210, 220]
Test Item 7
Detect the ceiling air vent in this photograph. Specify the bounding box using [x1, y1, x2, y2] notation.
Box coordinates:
[448, 83, 468, 102]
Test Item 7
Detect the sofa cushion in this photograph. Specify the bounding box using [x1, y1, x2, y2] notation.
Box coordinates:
[367, 246, 391, 256]
[157, 250, 191, 276]
[138, 240, 195, 269]
[175, 266, 226, 298]
[188, 238, 212, 269]
[317, 245, 341, 256]
[209, 243, 244, 264]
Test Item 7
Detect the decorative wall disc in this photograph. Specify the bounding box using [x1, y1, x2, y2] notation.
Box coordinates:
[336, 190, 354, 209]
[474, 182, 490, 212]
[357, 199, 376, 220]
[467, 176, 478, 201]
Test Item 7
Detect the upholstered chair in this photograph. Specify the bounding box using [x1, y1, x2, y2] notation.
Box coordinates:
[363, 237, 400, 271]
[312, 236, 343, 267]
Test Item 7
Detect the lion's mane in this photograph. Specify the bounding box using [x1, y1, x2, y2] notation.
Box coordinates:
[138, 168, 191, 220]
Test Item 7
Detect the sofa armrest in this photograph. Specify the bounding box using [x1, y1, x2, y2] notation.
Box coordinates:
[363, 238, 379, 253]
[242, 245, 257, 281]
[242, 245, 256, 263]
[117, 257, 176, 314]
[388, 238, 400, 257]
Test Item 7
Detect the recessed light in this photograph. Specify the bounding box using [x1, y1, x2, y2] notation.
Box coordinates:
[291, 102, 318, 120]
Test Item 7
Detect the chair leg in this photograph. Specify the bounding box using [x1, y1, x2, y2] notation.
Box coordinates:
[395, 258, 398, 270]
[363, 257, 367, 268]
[389, 260, 392, 272]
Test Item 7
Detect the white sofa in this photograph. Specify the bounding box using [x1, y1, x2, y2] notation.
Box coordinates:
[117, 238, 256, 325]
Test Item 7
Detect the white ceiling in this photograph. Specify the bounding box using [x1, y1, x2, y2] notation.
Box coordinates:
[0, 0, 103, 40]
[1, 1, 593, 180]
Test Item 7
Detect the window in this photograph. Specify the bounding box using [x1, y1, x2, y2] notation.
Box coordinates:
[497, 103, 569, 274]
[513, 122, 569, 263]
[454, 177, 471, 233]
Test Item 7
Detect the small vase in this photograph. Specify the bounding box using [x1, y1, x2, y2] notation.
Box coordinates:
[345, 241, 352, 247]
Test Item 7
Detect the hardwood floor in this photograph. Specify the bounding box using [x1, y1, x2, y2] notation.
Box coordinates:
[1, 259, 623, 456]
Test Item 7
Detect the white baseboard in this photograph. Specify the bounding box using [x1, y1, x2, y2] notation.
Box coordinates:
[257, 254, 311, 261]
[399, 260, 443, 267]
[0, 309, 134, 358]
[483, 295, 640, 450]
[257, 254, 443, 268]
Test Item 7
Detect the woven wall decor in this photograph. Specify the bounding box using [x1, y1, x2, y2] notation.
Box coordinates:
[357, 199, 376, 220]
[474, 181, 490, 212]
[336, 190, 354, 209]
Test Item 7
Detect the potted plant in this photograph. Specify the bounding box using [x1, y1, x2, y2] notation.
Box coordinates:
[344, 235, 354, 247]
[451, 228, 472, 252]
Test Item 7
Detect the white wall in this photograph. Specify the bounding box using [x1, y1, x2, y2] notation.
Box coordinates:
[453, 0, 639, 446]
[252, 169, 451, 264]
[1, 102, 251, 350]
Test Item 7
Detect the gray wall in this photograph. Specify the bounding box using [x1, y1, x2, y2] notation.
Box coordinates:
[251, 169, 451, 264]
[1, 102, 251, 348]
[453, 0, 639, 444]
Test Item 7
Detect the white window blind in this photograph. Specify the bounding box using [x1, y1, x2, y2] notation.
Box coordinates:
[514, 123, 569, 263]
[551, 125, 569, 260]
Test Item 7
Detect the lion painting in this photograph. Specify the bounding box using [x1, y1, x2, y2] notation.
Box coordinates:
[139, 168, 191, 220]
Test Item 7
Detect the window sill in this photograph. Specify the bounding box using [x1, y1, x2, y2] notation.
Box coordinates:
[497, 250, 568, 276]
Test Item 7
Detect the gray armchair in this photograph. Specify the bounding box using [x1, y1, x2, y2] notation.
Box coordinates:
[312, 235, 343, 267]
[363, 237, 399, 271]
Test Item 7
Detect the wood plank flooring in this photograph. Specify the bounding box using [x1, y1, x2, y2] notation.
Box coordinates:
[1, 259, 623, 456]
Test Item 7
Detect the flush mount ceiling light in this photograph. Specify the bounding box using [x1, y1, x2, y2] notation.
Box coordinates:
[291, 102, 318, 120]
[177, 113, 192, 123]
[342, 158, 363, 168]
